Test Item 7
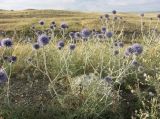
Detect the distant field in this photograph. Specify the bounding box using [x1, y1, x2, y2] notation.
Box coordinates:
[0, 10, 159, 32]
[0, 10, 99, 31]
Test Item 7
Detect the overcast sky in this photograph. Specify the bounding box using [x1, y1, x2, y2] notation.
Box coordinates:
[0, 0, 160, 12]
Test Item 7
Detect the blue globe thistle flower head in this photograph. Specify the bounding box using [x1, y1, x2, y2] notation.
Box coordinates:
[97, 34, 104, 39]
[50, 25, 56, 30]
[131, 43, 143, 55]
[114, 50, 119, 55]
[119, 17, 123, 20]
[106, 32, 113, 38]
[114, 41, 118, 47]
[75, 32, 81, 38]
[0, 69, 8, 84]
[131, 60, 139, 67]
[112, 10, 117, 14]
[1, 38, 13, 47]
[140, 13, 144, 17]
[3, 56, 9, 61]
[92, 29, 96, 32]
[31, 25, 35, 29]
[104, 76, 112, 84]
[101, 27, 107, 33]
[69, 32, 75, 38]
[99, 16, 103, 19]
[157, 14, 160, 19]
[51, 21, 55, 25]
[39, 20, 45, 25]
[105, 14, 109, 18]
[81, 28, 91, 38]
[57, 40, 65, 49]
[37, 34, 50, 47]
[113, 16, 118, 21]
[8, 56, 17, 63]
[36, 30, 43, 36]
[125, 46, 134, 56]
[33, 43, 40, 50]
[118, 42, 124, 48]
[69, 44, 76, 50]
[48, 36, 52, 40]
[61, 23, 68, 29]
[54, 24, 57, 28]
[11, 56, 17, 62]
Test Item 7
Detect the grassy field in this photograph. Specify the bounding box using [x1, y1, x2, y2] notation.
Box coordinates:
[0, 10, 159, 31]
[0, 10, 160, 119]
[0, 10, 99, 31]
[0, 10, 159, 41]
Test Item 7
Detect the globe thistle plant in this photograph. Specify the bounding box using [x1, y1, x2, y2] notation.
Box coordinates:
[69, 32, 75, 38]
[50, 25, 56, 30]
[114, 42, 118, 47]
[1, 38, 13, 47]
[3, 56, 9, 61]
[9, 56, 17, 63]
[92, 29, 96, 33]
[112, 10, 117, 14]
[131, 60, 139, 67]
[125, 46, 134, 56]
[157, 14, 160, 19]
[69, 44, 76, 50]
[75, 32, 81, 39]
[131, 43, 143, 55]
[81, 28, 91, 38]
[119, 17, 123, 20]
[0, 68, 8, 84]
[51, 21, 55, 25]
[104, 76, 112, 84]
[33, 43, 40, 50]
[37, 34, 50, 47]
[39, 20, 45, 25]
[97, 34, 104, 39]
[57, 40, 65, 49]
[106, 32, 113, 38]
[118, 42, 124, 48]
[101, 27, 107, 33]
[31, 25, 35, 29]
[99, 16, 103, 19]
[140, 13, 144, 17]
[36, 30, 43, 36]
[113, 16, 118, 21]
[61, 23, 68, 29]
[114, 50, 119, 55]
[105, 14, 109, 19]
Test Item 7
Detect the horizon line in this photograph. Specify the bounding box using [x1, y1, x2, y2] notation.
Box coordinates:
[0, 8, 160, 13]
